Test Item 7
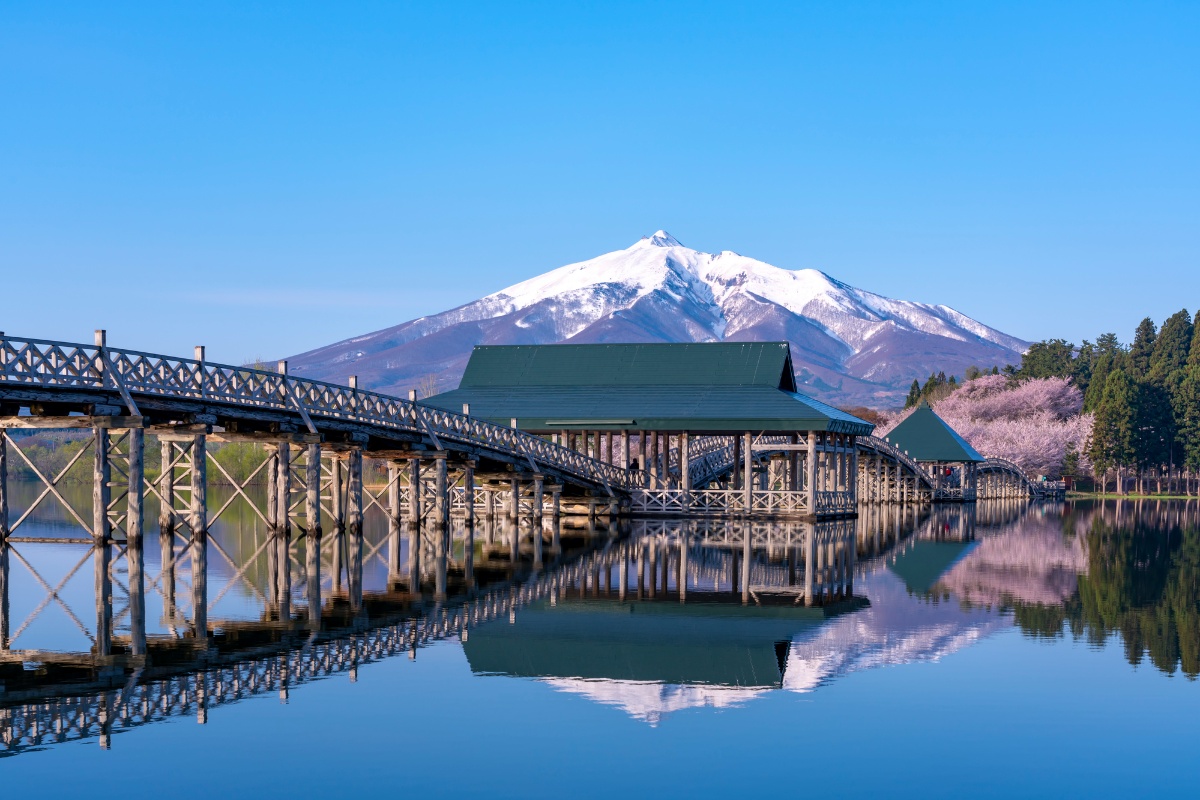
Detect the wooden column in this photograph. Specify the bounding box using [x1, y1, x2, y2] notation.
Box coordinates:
[806, 431, 818, 514]
[532, 474, 544, 568]
[680, 431, 690, 492]
[0, 435, 8, 543]
[640, 432, 650, 487]
[0, 538, 8, 649]
[93, 427, 111, 542]
[275, 443, 291, 538]
[742, 431, 753, 509]
[732, 434, 742, 490]
[306, 444, 322, 539]
[850, 436, 859, 506]
[621, 430, 630, 471]
[346, 449, 364, 609]
[407, 458, 421, 524]
[463, 460, 475, 585]
[434, 455, 448, 599]
[509, 477, 520, 522]
[649, 432, 659, 489]
[127, 428, 146, 656]
[387, 463, 403, 581]
[606, 431, 614, 466]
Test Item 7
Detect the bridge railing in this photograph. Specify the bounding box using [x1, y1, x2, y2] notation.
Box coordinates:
[0, 335, 635, 491]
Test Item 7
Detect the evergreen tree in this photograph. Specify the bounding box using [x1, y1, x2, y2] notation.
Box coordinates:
[1018, 338, 1076, 380]
[1149, 309, 1192, 385]
[905, 379, 921, 409]
[1134, 381, 1174, 470]
[1073, 339, 1095, 396]
[1129, 317, 1157, 379]
[1178, 366, 1200, 472]
[1187, 310, 1200, 370]
[1083, 333, 1125, 413]
[1149, 309, 1194, 463]
[1089, 369, 1137, 481]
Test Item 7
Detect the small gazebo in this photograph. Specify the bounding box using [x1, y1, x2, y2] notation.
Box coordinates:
[883, 401, 984, 501]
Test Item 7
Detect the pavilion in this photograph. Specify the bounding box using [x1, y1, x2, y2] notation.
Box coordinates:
[883, 400, 984, 501]
[426, 342, 874, 517]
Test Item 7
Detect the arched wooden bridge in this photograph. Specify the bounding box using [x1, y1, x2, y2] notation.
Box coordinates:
[0, 332, 1049, 546]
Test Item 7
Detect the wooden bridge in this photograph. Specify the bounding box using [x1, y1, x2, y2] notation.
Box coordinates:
[0, 331, 1053, 553]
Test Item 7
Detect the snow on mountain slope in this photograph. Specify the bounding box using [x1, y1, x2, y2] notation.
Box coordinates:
[289, 231, 1028, 406]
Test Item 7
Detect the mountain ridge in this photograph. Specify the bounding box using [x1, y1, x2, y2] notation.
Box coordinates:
[289, 231, 1028, 406]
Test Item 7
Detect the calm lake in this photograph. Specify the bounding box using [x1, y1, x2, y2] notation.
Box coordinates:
[1, 485, 1197, 798]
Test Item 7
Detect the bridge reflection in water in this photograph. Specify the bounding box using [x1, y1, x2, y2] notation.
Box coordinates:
[0, 499, 1035, 754]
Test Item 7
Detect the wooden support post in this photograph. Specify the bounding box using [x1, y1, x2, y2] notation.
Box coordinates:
[275, 443, 291, 538]
[189, 434, 209, 636]
[346, 449, 363, 609]
[434, 455, 448, 599]
[306, 444, 321, 538]
[806, 431, 817, 514]
[648, 432, 658, 489]
[190, 435, 207, 540]
[509, 477, 520, 522]
[405, 458, 420, 524]
[732, 434, 742, 490]
[680, 431, 690, 492]
[742, 431, 753, 510]
[640, 432, 650, 487]
[0, 538, 8, 649]
[621, 430, 630, 471]
[127, 429, 146, 655]
[606, 431, 614, 466]
[463, 460, 475, 585]
[387, 463, 402, 581]
[93, 427, 111, 542]
[0, 435, 7, 543]
[850, 436, 859, 506]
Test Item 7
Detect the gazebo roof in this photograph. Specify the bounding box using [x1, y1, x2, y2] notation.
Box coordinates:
[426, 342, 874, 435]
[884, 401, 985, 463]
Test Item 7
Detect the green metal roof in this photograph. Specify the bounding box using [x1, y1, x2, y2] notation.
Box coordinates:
[883, 401, 985, 462]
[460, 342, 798, 390]
[429, 343, 874, 435]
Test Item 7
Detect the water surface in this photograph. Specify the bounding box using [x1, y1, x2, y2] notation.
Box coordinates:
[2, 488, 1197, 798]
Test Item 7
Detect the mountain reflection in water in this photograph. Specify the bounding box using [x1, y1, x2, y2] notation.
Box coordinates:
[2, 491, 1199, 755]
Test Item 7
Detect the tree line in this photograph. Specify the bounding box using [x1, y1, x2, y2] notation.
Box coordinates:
[1015, 309, 1200, 494]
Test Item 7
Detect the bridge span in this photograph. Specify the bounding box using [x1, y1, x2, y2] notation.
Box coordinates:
[0, 331, 1050, 551]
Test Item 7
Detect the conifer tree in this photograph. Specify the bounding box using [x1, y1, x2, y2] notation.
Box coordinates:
[1090, 369, 1137, 489]
[1187, 311, 1200, 370]
[1129, 317, 1157, 379]
[905, 379, 921, 409]
[1178, 365, 1200, 472]
[1083, 333, 1125, 413]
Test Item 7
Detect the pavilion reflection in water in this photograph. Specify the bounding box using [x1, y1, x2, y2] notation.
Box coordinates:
[0, 501, 1035, 751]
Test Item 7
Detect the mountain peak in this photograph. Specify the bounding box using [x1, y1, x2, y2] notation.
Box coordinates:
[640, 230, 683, 248]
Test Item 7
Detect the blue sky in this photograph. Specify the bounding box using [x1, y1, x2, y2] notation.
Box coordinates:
[2, 1, 1196, 363]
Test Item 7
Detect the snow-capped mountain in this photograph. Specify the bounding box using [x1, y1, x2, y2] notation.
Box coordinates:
[289, 231, 1028, 405]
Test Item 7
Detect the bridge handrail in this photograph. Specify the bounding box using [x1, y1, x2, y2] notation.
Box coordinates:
[0, 335, 635, 491]
[858, 435, 934, 489]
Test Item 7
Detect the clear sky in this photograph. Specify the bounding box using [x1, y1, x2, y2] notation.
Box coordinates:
[2, 1, 1196, 364]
